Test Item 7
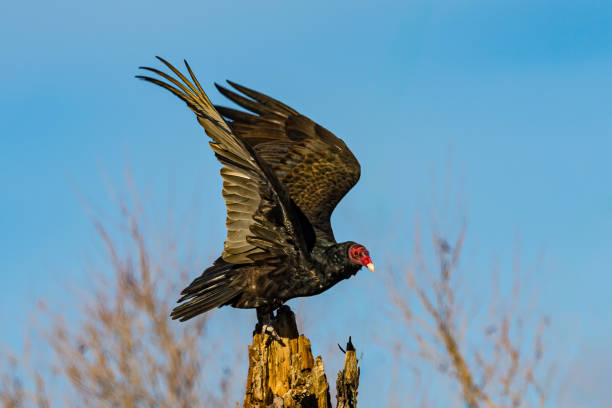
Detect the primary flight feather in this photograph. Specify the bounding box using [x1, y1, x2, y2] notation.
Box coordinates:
[136, 57, 373, 324]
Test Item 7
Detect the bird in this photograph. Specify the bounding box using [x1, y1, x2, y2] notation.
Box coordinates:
[136, 57, 374, 331]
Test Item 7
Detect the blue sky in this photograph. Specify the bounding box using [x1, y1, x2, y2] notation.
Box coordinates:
[1, 0, 611, 405]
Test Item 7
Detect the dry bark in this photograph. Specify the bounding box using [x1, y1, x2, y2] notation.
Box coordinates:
[243, 306, 359, 408]
[335, 337, 359, 408]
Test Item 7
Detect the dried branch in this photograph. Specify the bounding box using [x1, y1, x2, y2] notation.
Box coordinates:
[1, 181, 242, 407]
[388, 214, 552, 408]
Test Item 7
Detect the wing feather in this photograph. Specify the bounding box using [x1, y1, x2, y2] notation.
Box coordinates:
[214, 81, 361, 240]
[137, 58, 314, 266]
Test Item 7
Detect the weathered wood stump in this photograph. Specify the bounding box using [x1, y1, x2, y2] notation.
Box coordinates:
[243, 306, 359, 408]
[335, 337, 359, 408]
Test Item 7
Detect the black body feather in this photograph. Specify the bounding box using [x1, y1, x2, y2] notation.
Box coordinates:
[137, 58, 368, 321]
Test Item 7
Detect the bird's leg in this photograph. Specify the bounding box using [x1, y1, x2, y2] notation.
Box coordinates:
[256, 307, 284, 345]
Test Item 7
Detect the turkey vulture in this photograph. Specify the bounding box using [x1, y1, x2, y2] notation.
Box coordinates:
[137, 57, 373, 326]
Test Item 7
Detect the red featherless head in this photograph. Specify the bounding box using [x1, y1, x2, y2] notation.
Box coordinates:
[348, 244, 374, 272]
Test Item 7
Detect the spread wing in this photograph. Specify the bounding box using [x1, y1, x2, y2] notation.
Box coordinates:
[214, 81, 361, 241]
[136, 58, 315, 266]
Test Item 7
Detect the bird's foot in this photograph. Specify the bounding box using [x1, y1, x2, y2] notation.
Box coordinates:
[256, 308, 286, 346]
[262, 323, 284, 346]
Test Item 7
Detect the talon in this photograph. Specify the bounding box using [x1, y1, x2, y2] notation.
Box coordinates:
[262, 323, 284, 345]
[257, 308, 285, 345]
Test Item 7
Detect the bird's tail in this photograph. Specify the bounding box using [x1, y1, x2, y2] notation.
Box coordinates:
[171, 258, 239, 322]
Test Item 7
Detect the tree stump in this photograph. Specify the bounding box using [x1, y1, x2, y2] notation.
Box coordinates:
[243, 306, 359, 408]
[335, 337, 359, 408]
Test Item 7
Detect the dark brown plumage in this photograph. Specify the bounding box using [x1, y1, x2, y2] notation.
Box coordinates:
[136, 58, 373, 323]
[214, 81, 361, 241]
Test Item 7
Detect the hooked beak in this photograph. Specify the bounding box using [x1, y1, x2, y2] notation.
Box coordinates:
[366, 263, 375, 272]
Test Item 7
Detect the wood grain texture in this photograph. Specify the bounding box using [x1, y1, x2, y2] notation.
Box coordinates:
[335, 342, 360, 408]
[243, 307, 360, 408]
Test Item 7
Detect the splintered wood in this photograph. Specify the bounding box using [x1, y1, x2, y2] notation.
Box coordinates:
[243, 306, 359, 408]
[335, 338, 359, 408]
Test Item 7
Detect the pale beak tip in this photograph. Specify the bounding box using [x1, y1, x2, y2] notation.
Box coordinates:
[366, 263, 375, 272]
